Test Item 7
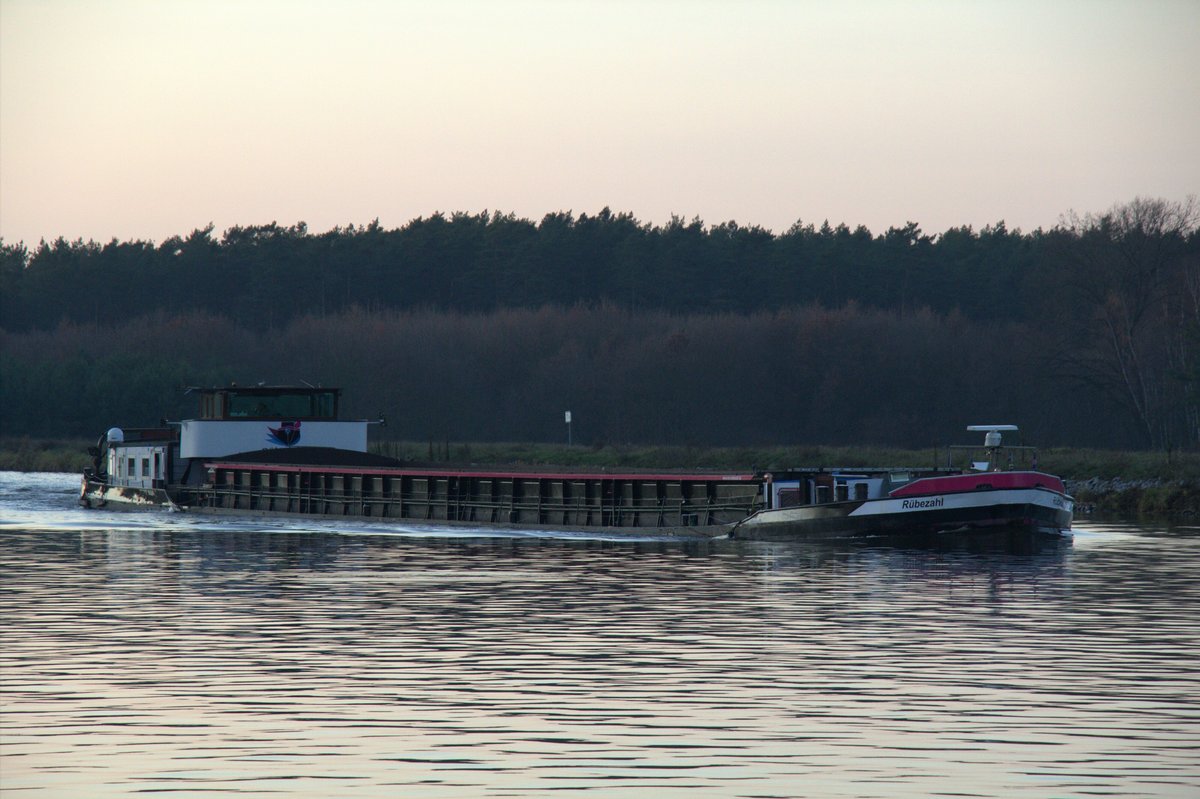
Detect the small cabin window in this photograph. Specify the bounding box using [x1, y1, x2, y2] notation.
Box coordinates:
[142, 458, 150, 477]
[128, 457, 136, 477]
[854, 483, 868, 500]
[835, 483, 849, 502]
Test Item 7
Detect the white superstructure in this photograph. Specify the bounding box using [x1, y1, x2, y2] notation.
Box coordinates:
[179, 419, 367, 458]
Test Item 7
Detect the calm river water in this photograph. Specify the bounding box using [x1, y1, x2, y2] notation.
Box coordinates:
[2, 471, 1198, 798]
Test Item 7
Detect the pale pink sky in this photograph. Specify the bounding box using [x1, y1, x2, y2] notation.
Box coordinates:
[2, 0, 1197, 246]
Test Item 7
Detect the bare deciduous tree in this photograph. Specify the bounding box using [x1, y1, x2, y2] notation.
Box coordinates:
[1055, 197, 1200, 449]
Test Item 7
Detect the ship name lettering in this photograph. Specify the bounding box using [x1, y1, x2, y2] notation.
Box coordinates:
[901, 497, 944, 510]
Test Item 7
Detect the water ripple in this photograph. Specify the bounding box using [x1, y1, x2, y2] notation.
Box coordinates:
[2, 472, 1199, 797]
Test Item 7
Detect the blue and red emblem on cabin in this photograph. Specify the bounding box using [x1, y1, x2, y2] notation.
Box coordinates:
[267, 421, 301, 447]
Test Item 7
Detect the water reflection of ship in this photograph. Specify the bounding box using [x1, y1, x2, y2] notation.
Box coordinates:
[740, 532, 1073, 581]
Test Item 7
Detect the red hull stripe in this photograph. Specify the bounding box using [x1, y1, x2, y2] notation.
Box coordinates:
[203, 462, 758, 483]
[890, 471, 1066, 497]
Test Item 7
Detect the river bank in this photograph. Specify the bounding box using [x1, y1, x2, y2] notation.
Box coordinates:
[1064, 478, 1200, 516]
[4, 437, 1197, 516]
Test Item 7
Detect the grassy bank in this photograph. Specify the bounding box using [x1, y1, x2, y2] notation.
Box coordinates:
[0, 438, 92, 473]
[369, 440, 1200, 481]
[5, 437, 1197, 515]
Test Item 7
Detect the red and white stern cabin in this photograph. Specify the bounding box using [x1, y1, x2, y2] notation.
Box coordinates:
[732, 426, 1073, 539]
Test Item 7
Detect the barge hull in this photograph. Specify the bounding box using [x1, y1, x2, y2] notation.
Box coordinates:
[174, 461, 763, 537]
[80, 392, 1074, 542]
[733, 488, 1072, 540]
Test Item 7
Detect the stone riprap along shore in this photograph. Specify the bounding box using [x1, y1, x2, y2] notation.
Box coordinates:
[1065, 477, 1199, 516]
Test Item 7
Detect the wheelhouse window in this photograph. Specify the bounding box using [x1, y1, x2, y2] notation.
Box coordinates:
[224, 391, 338, 419]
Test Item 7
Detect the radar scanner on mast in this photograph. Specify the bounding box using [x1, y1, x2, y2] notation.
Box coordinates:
[966, 424, 1019, 471]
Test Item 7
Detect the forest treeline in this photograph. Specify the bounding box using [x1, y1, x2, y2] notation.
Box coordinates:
[1, 198, 1197, 450]
[1, 210, 1063, 330]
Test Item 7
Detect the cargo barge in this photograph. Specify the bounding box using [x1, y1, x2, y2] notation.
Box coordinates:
[80, 386, 1073, 539]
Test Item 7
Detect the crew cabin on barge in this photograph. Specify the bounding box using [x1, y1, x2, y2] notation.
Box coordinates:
[83, 385, 366, 508]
